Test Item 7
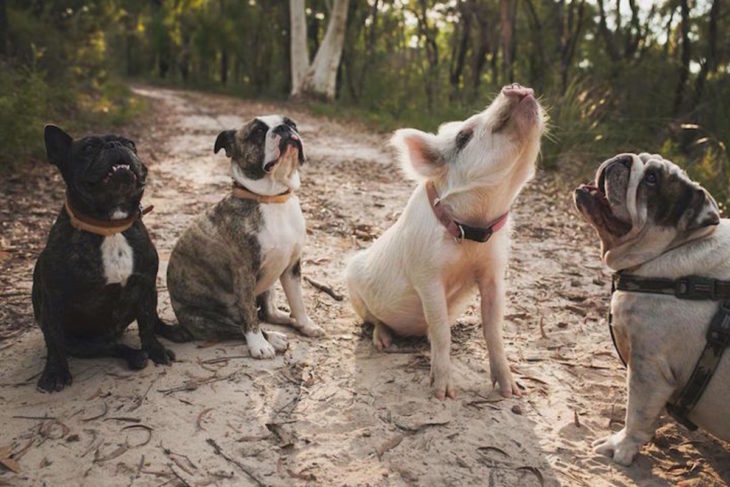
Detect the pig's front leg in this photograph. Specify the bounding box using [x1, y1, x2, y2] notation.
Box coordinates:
[416, 282, 454, 400]
[479, 273, 519, 398]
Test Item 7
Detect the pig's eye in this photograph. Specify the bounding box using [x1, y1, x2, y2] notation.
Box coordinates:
[455, 129, 473, 151]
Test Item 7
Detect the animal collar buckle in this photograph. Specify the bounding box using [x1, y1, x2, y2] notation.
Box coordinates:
[425, 181, 508, 244]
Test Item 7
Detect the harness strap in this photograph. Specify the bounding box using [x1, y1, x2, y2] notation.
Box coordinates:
[614, 273, 730, 300]
[666, 302, 730, 430]
[609, 272, 730, 431]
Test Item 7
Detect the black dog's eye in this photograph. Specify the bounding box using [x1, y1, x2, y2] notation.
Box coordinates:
[122, 139, 136, 152]
[455, 129, 473, 151]
[83, 142, 97, 154]
[644, 171, 658, 186]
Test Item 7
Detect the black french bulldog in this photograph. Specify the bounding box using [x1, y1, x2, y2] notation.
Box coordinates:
[31, 125, 192, 392]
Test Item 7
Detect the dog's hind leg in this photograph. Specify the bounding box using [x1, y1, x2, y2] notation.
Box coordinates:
[256, 290, 294, 325]
[65, 336, 149, 370]
[593, 358, 676, 465]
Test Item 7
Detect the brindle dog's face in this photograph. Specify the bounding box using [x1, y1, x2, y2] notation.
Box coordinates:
[574, 153, 720, 269]
[214, 115, 304, 188]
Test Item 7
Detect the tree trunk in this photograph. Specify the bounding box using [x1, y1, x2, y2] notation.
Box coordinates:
[291, 0, 350, 100]
[673, 0, 690, 116]
[221, 48, 228, 85]
[289, 0, 310, 96]
[693, 0, 720, 106]
[449, 1, 471, 100]
[560, 0, 585, 94]
[0, 0, 6, 57]
[596, 0, 620, 62]
[499, 0, 517, 84]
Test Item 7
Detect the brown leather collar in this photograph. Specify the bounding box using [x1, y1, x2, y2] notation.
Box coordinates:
[425, 180, 509, 243]
[232, 181, 294, 204]
[64, 195, 152, 237]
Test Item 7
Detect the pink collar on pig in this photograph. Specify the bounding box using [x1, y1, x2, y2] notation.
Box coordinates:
[425, 181, 509, 243]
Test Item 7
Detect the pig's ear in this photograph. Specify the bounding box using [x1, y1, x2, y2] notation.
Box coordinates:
[391, 128, 447, 181]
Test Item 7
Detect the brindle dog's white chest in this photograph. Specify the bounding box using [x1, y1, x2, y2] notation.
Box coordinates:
[101, 234, 134, 286]
[255, 198, 306, 294]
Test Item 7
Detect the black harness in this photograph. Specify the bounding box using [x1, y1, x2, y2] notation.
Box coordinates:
[609, 273, 730, 430]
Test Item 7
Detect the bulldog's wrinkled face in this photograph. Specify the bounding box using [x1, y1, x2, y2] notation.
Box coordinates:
[392, 84, 546, 190]
[574, 153, 720, 270]
[214, 115, 304, 190]
[44, 125, 147, 220]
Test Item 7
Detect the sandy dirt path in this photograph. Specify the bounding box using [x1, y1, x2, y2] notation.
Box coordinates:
[0, 86, 728, 486]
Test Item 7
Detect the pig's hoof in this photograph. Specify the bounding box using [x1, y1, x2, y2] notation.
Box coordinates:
[373, 322, 393, 352]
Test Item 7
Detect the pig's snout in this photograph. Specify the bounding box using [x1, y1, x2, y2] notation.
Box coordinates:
[502, 84, 534, 101]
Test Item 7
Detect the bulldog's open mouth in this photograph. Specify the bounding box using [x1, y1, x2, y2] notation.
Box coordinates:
[575, 179, 632, 237]
[103, 163, 137, 184]
[264, 141, 301, 173]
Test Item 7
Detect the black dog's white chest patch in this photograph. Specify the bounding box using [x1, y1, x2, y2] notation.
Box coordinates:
[101, 234, 134, 285]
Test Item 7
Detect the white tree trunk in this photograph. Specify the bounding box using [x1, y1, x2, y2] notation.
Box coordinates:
[289, 0, 309, 96]
[289, 0, 350, 100]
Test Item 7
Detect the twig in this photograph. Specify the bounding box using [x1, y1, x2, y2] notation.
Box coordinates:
[158, 372, 236, 395]
[206, 438, 264, 487]
[196, 408, 213, 431]
[12, 415, 56, 420]
[304, 276, 344, 301]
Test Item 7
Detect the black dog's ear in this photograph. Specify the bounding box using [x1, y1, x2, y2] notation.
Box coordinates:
[214, 130, 237, 158]
[44, 125, 73, 168]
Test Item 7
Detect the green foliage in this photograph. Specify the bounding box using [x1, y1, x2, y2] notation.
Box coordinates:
[2, 0, 729, 210]
[0, 1, 145, 170]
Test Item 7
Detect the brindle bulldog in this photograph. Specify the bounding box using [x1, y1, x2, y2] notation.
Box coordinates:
[574, 153, 729, 465]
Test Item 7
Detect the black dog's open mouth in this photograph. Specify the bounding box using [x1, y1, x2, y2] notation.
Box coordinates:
[103, 163, 137, 185]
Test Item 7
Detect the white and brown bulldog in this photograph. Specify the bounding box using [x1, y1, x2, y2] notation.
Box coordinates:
[574, 152, 730, 465]
[167, 115, 323, 360]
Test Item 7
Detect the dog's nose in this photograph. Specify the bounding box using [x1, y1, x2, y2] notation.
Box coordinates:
[105, 140, 123, 150]
[502, 84, 534, 100]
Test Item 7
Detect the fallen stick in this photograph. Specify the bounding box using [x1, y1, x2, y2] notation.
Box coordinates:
[206, 439, 264, 487]
[304, 276, 344, 301]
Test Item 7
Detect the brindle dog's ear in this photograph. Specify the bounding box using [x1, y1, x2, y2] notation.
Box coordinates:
[214, 130, 237, 157]
[687, 189, 720, 231]
[44, 125, 73, 168]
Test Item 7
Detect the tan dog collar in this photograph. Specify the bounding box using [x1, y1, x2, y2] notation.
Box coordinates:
[64, 195, 152, 237]
[232, 181, 294, 204]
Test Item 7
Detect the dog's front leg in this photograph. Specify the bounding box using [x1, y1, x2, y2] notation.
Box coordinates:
[478, 274, 519, 397]
[593, 359, 675, 465]
[37, 293, 73, 392]
[417, 283, 454, 400]
[130, 275, 174, 365]
[280, 259, 324, 337]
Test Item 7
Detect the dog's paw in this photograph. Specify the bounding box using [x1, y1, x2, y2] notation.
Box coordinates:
[125, 349, 149, 370]
[593, 429, 642, 466]
[145, 342, 175, 365]
[296, 318, 325, 337]
[246, 330, 276, 359]
[263, 330, 289, 352]
[430, 361, 456, 400]
[372, 322, 393, 352]
[155, 319, 194, 343]
[489, 356, 520, 398]
[37, 365, 73, 393]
